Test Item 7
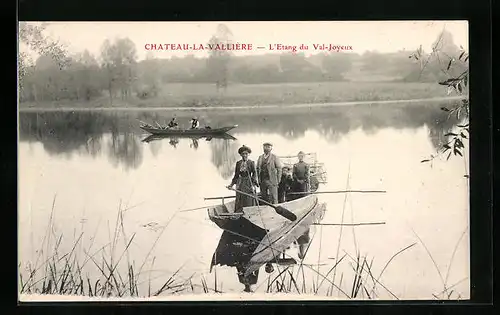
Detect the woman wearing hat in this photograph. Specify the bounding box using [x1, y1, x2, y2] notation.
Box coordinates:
[227, 145, 258, 212]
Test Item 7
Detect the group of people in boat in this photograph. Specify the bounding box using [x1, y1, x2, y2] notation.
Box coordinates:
[166, 117, 210, 130]
[226, 142, 311, 212]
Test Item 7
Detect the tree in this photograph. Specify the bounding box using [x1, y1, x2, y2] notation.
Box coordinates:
[18, 22, 70, 99]
[136, 52, 160, 99]
[205, 24, 233, 92]
[100, 38, 138, 104]
[321, 52, 353, 81]
[414, 31, 469, 173]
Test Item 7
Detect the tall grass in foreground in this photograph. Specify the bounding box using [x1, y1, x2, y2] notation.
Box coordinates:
[18, 196, 198, 297]
[19, 195, 468, 299]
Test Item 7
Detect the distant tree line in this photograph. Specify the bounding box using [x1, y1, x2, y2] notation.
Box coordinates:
[18, 24, 466, 104]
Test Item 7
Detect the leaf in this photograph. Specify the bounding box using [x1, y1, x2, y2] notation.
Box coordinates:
[460, 132, 468, 139]
[447, 59, 453, 70]
[443, 144, 452, 151]
[464, 75, 468, 87]
[444, 133, 458, 137]
[454, 149, 463, 157]
[457, 123, 470, 128]
[441, 107, 450, 112]
[457, 83, 463, 93]
[446, 151, 452, 160]
[459, 51, 465, 60]
[464, 55, 469, 62]
[420, 159, 430, 163]
[464, 174, 469, 178]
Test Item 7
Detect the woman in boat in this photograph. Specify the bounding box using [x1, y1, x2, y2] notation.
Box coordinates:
[227, 145, 258, 213]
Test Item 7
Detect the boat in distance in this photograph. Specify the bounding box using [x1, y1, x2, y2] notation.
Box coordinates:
[141, 133, 237, 143]
[139, 124, 238, 136]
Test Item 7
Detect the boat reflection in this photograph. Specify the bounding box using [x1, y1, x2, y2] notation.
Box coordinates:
[141, 133, 237, 148]
[209, 222, 316, 293]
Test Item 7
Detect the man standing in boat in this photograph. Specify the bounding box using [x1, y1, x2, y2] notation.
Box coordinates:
[256, 142, 282, 204]
[291, 151, 311, 200]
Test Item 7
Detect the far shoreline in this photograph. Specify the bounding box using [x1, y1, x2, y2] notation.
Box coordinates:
[18, 96, 464, 113]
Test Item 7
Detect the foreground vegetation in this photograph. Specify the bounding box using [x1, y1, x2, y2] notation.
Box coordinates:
[18, 194, 467, 299]
[18, 81, 453, 109]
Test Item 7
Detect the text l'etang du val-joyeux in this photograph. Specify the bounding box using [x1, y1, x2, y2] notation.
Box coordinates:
[144, 43, 353, 52]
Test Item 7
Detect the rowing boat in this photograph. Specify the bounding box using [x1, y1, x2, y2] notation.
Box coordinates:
[139, 124, 238, 136]
[141, 133, 237, 143]
[207, 194, 327, 276]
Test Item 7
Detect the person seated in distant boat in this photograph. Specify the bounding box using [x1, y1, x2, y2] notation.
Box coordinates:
[227, 145, 258, 213]
[167, 117, 178, 129]
[278, 166, 294, 203]
[190, 117, 200, 129]
[290, 151, 310, 201]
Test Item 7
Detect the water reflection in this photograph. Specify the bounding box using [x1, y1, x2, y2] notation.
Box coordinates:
[18, 103, 460, 175]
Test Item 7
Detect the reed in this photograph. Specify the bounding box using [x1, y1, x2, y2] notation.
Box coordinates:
[19, 194, 466, 299]
[18, 197, 192, 297]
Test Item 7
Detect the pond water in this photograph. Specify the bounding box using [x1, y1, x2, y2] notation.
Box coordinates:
[17, 102, 470, 300]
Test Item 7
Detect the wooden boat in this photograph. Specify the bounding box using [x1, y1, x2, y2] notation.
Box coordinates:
[142, 133, 237, 143]
[139, 124, 238, 136]
[207, 194, 327, 277]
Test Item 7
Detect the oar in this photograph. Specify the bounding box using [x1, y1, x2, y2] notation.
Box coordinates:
[227, 186, 297, 222]
[204, 195, 236, 201]
[288, 190, 387, 195]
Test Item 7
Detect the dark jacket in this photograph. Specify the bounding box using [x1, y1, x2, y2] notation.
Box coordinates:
[230, 159, 258, 187]
[256, 153, 282, 186]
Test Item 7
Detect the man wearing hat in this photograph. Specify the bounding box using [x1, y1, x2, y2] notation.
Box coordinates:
[291, 151, 310, 200]
[256, 142, 282, 204]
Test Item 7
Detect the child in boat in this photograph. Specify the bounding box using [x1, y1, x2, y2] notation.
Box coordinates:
[278, 166, 294, 203]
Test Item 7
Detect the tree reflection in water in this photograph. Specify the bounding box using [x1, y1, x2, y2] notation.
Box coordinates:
[209, 138, 241, 180]
[19, 102, 460, 175]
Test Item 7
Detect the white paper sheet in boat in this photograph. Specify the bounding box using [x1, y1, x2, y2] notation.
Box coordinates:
[207, 195, 327, 277]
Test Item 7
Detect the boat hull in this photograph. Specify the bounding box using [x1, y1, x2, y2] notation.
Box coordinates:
[207, 195, 327, 276]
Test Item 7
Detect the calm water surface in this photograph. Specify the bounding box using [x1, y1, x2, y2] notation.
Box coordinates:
[18, 103, 469, 299]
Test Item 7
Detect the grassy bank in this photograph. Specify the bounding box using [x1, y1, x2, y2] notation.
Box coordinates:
[19, 82, 451, 109]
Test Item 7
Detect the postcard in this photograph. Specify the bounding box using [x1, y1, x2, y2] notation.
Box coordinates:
[18, 21, 470, 301]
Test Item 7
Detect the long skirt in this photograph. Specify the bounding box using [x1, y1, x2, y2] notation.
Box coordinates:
[234, 176, 256, 213]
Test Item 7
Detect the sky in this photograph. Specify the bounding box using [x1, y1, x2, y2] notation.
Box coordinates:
[20, 21, 468, 61]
